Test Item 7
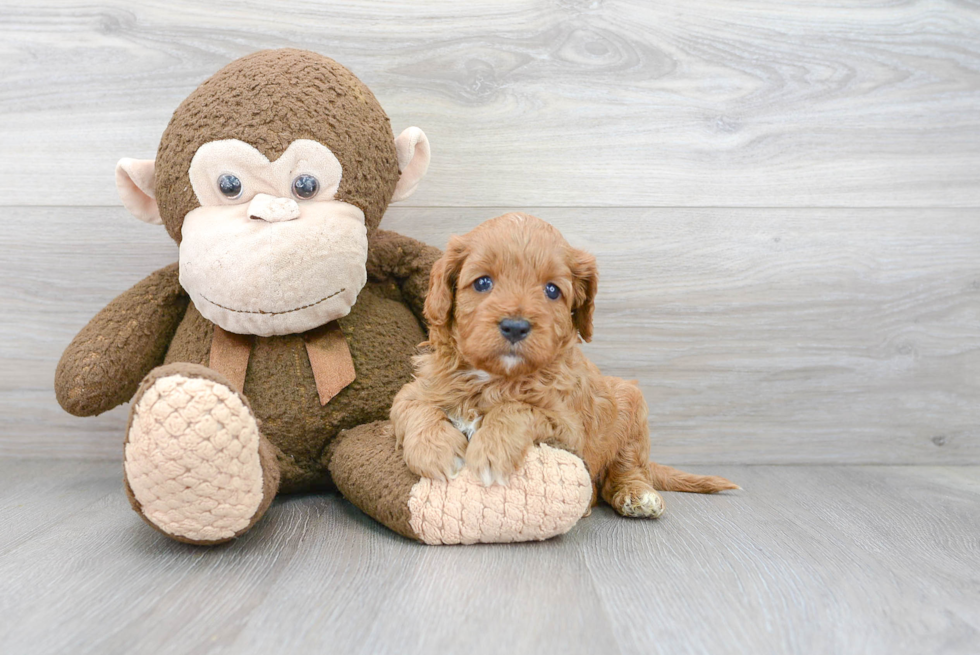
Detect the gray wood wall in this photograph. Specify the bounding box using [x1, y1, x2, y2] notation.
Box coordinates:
[2, 0, 978, 464]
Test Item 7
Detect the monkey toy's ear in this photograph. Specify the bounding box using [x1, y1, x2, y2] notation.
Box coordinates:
[391, 127, 430, 203]
[115, 158, 163, 225]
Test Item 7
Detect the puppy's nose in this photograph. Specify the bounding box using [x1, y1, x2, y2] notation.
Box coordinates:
[499, 318, 531, 344]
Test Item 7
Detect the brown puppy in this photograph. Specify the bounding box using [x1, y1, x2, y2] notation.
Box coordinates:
[391, 213, 737, 518]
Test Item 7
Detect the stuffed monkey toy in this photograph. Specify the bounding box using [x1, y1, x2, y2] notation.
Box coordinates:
[55, 49, 591, 545]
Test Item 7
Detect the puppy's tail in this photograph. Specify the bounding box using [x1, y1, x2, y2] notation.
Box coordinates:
[647, 462, 740, 494]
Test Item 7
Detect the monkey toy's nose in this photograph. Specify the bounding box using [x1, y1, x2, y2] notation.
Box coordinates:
[247, 193, 301, 223]
[499, 318, 532, 344]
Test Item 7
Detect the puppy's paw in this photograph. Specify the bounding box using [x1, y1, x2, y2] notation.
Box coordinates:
[464, 430, 528, 487]
[403, 422, 468, 481]
[609, 480, 665, 518]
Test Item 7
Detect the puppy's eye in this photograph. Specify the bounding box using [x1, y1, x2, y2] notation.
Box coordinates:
[473, 276, 493, 293]
[292, 174, 319, 199]
[544, 282, 561, 300]
[217, 174, 242, 199]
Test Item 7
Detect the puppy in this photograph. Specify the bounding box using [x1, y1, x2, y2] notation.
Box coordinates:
[392, 213, 737, 518]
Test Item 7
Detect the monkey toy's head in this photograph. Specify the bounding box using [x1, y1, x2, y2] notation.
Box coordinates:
[115, 49, 430, 337]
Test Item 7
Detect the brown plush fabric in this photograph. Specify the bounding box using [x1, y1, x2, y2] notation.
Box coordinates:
[123, 362, 281, 546]
[367, 229, 443, 324]
[162, 281, 425, 493]
[154, 49, 400, 243]
[55, 263, 189, 417]
[325, 420, 421, 541]
[161, 300, 212, 367]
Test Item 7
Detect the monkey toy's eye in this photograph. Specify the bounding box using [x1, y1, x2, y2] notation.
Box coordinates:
[473, 276, 493, 293]
[292, 174, 319, 199]
[544, 282, 561, 300]
[217, 174, 242, 199]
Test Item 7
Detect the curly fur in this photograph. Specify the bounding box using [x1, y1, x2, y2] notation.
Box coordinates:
[391, 213, 737, 516]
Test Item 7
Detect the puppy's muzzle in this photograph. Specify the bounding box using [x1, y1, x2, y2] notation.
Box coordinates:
[499, 318, 531, 344]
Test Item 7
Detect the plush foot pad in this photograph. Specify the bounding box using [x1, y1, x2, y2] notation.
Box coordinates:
[124, 370, 267, 544]
[408, 444, 592, 545]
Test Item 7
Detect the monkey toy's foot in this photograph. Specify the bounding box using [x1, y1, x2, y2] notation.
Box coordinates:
[329, 422, 593, 545]
[123, 364, 280, 545]
[408, 444, 594, 544]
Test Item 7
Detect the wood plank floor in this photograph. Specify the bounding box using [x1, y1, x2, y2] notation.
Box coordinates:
[1, 460, 977, 655]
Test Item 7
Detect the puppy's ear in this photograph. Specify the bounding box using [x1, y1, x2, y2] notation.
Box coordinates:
[569, 248, 598, 342]
[423, 235, 468, 329]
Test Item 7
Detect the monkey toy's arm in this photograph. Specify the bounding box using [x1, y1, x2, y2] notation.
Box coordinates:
[366, 230, 442, 325]
[55, 263, 189, 417]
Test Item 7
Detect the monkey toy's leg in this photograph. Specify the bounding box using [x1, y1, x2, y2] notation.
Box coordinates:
[123, 363, 280, 545]
[326, 422, 593, 545]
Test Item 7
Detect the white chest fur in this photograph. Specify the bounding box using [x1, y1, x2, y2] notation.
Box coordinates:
[449, 413, 483, 441]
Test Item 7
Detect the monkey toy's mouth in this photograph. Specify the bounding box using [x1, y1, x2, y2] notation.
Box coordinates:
[198, 288, 346, 316]
[186, 260, 364, 336]
[178, 201, 369, 337]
